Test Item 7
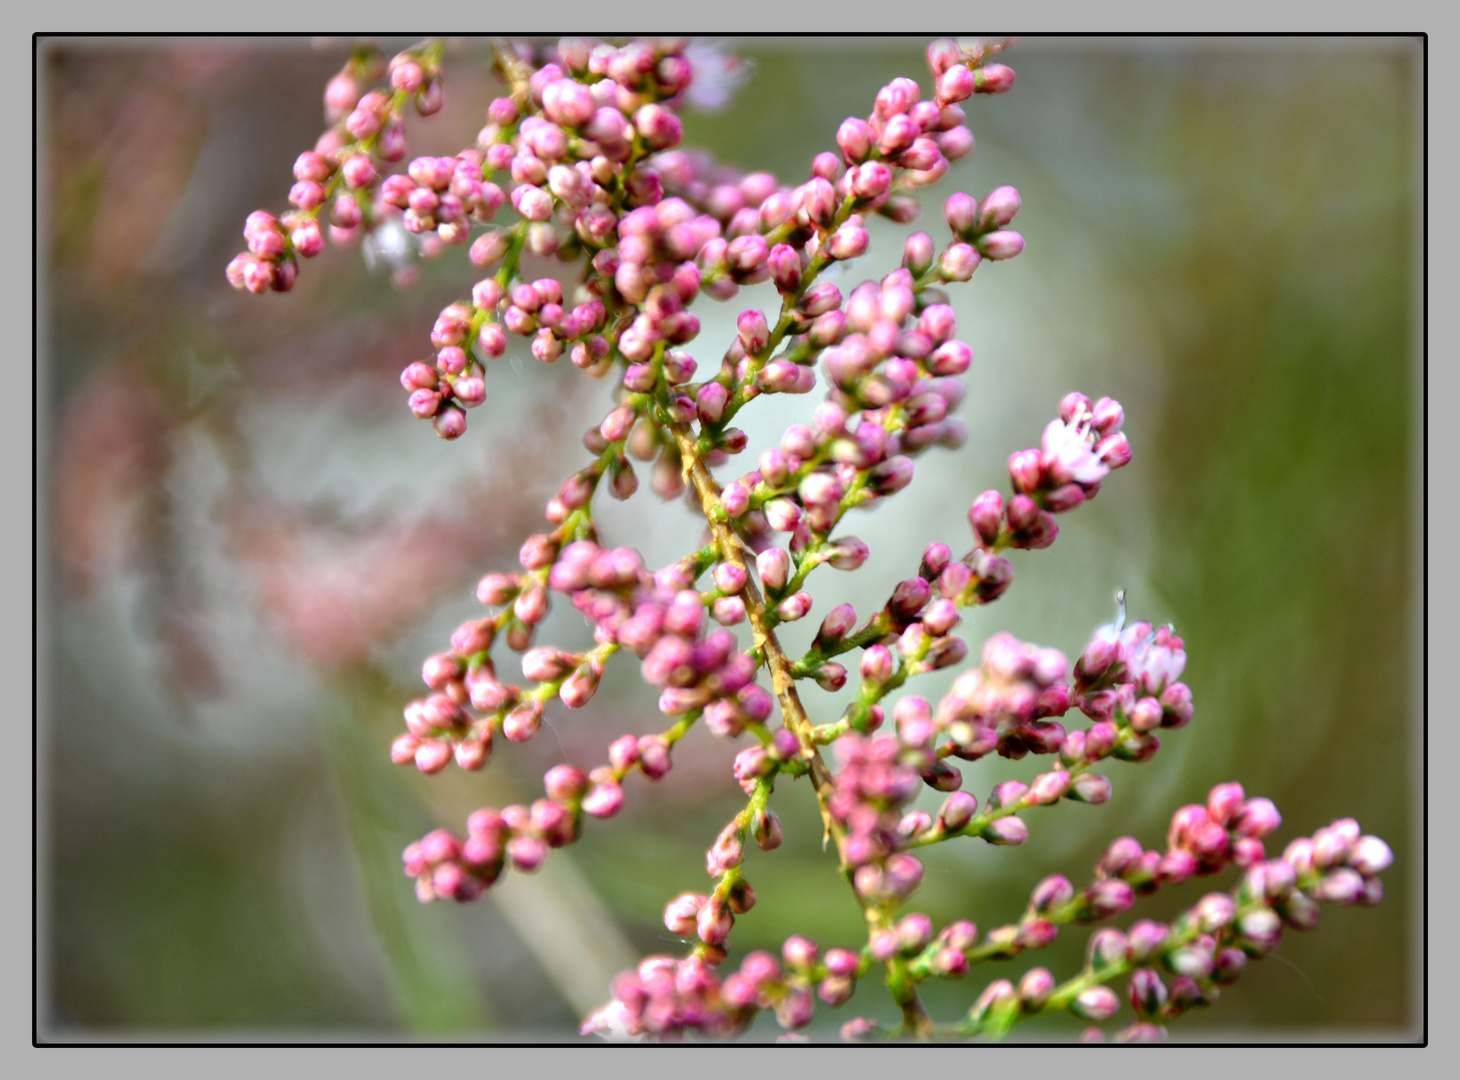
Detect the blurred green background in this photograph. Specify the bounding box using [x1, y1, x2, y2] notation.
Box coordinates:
[39, 36, 1420, 1041]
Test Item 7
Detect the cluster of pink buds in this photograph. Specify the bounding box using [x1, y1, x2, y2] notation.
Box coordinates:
[582, 935, 869, 1040]
[937, 632, 1073, 762]
[232, 36, 1392, 1042]
[1070, 602, 1195, 745]
[402, 776, 582, 902]
[969, 392, 1131, 552]
[226, 43, 447, 294]
[826, 732, 928, 901]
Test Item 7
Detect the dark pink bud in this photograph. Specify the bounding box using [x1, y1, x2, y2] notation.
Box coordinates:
[1070, 986, 1119, 1022]
[542, 79, 596, 128]
[969, 490, 1004, 546]
[638, 735, 672, 779]
[877, 114, 919, 156]
[289, 180, 326, 212]
[889, 577, 932, 619]
[753, 808, 783, 851]
[1085, 879, 1135, 920]
[869, 455, 915, 494]
[728, 233, 769, 275]
[1044, 483, 1085, 513]
[1097, 431, 1133, 469]
[391, 734, 421, 765]
[1349, 835, 1393, 876]
[432, 404, 466, 440]
[543, 764, 588, 803]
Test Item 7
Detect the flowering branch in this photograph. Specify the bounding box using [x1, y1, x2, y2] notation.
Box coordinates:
[227, 35, 1391, 1042]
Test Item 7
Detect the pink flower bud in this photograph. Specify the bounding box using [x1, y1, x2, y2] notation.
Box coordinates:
[1071, 985, 1120, 1022]
[978, 229, 1025, 260]
[1070, 772, 1112, 804]
[938, 790, 978, 832]
[827, 222, 869, 260]
[736, 309, 769, 353]
[1235, 797, 1282, 839]
[974, 63, 1016, 94]
[582, 781, 623, 819]
[837, 117, 872, 163]
[937, 64, 977, 104]
[756, 547, 791, 592]
[982, 816, 1028, 846]
[928, 247, 979, 289]
[969, 490, 1004, 546]
[979, 185, 1022, 229]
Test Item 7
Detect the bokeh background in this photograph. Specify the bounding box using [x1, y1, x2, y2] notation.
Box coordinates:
[38, 36, 1422, 1042]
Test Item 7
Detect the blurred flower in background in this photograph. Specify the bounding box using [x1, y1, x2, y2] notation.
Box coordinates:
[38, 36, 1420, 1040]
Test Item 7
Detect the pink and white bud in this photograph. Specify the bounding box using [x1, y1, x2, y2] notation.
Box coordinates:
[982, 817, 1028, 846]
[1235, 797, 1282, 839]
[1071, 986, 1120, 1021]
[1026, 770, 1071, 805]
[1348, 835, 1393, 876]
[736, 309, 770, 354]
[756, 547, 791, 592]
[827, 223, 869, 261]
[938, 242, 980, 281]
[1069, 772, 1112, 804]
[582, 781, 623, 819]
